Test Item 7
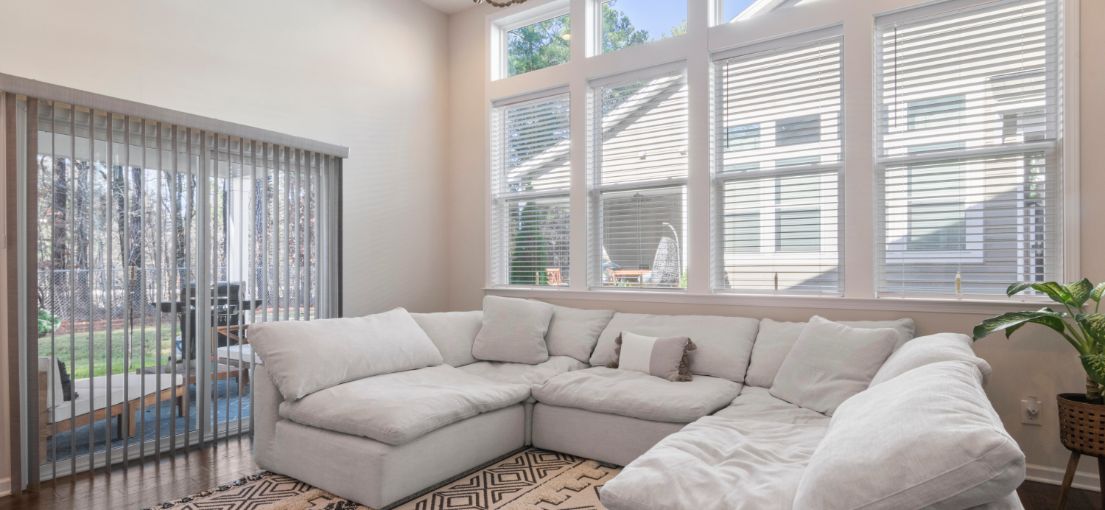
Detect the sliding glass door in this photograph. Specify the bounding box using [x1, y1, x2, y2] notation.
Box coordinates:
[14, 95, 342, 482]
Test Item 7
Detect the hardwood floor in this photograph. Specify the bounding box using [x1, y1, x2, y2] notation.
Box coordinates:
[0, 440, 1100, 510]
[0, 437, 258, 510]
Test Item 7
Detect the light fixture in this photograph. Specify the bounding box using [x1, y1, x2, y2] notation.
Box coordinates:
[474, 0, 528, 7]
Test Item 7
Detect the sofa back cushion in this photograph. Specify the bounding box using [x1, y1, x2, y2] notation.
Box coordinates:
[746, 317, 915, 388]
[546, 306, 615, 363]
[795, 361, 1024, 510]
[769, 317, 899, 415]
[249, 308, 443, 401]
[472, 296, 554, 364]
[590, 313, 759, 382]
[411, 311, 483, 367]
[870, 332, 991, 387]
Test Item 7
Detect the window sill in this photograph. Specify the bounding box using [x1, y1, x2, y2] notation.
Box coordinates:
[483, 286, 1048, 315]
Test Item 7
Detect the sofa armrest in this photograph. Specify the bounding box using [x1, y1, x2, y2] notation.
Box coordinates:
[252, 365, 283, 468]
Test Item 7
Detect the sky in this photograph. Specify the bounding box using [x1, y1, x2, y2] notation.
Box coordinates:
[606, 0, 765, 40]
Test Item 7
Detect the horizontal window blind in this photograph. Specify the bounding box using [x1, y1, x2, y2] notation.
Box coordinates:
[714, 36, 842, 295]
[490, 93, 571, 286]
[593, 70, 688, 289]
[876, 0, 1062, 297]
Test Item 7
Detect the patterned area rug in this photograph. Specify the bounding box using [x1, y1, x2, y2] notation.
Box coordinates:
[148, 448, 621, 510]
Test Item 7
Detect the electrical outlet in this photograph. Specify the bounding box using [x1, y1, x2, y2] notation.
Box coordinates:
[1021, 396, 1042, 426]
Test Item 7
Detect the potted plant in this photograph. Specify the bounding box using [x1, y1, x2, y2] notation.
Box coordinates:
[974, 279, 1105, 503]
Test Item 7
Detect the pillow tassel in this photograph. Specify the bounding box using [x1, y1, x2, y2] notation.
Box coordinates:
[672, 339, 696, 382]
[606, 333, 623, 369]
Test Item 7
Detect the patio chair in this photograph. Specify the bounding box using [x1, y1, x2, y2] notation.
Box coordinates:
[642, 236, 681, 287]
[37, 357, 185, 459]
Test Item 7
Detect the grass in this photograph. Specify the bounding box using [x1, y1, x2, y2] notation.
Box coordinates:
[38, 326, 178, 380]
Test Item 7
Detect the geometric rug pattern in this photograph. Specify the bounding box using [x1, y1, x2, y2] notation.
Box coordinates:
[147, 448, 622, 510]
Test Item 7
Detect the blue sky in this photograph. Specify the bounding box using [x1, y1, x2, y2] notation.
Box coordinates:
[607, 0, 763, 39]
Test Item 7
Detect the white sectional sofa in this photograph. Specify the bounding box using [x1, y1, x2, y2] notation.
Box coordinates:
[250, 298, 1025, 509]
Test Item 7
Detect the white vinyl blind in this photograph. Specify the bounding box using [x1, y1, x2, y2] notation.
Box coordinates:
[592, 69, 688, 289]
[876, 0, 1062, 297]
[490, 93, 571, 286]
[713, 36, 842, 295]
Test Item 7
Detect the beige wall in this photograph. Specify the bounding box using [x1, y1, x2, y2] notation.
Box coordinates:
[0, 0, 450, 487]
[446, 0, 1105, 486]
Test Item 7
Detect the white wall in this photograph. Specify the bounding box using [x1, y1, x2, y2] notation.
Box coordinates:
[0, 0, 451, 484]
[447, 0, 1105, 489]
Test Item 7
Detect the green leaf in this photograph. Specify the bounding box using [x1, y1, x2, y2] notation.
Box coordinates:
[972, 309, 1068, 341]
[1092, 282, 1105, 303]
[1007, 282, 1036, 297]
[1068, 279, 1095, 307]
[1082, 353, 1105, 387]
[1078, 313, 1105, 343]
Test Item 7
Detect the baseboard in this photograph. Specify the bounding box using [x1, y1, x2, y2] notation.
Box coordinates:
[1026, 463, 1101, 492]
[0, 477, 9, 497]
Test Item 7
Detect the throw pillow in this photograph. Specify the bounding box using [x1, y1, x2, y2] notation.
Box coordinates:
[472, 296, 554, 364]
[546, 306, 615, 363]
[769, 316, 899, 415]
[411, 311, 483, 367]
[607, 331, 695, 382]
[794, 361, 1024, 509]
[869, 332, 991, 387]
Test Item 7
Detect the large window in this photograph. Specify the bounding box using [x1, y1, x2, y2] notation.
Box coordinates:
[490, 94, 572, 286]
[713, 35, 842, 295]
[600, 0, 687, 53]
[876, 0, 1062, 297]
[593, 69, 688, 289]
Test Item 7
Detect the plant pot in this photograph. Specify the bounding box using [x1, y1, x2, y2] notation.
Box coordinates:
[1057, 393, 1105, 456]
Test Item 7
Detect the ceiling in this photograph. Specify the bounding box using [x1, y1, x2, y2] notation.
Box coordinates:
[419, 0, 475, 14]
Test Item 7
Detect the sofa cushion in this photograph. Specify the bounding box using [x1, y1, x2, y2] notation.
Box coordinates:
[746, 318, 915, 388]
[590, 313, 759, 382]
[714, 387, 829, 426]
[459, 355, 587, 386]
[870, 332, 991, 387]
[249, 308, 444, 401]
[600, 415, 828, 510]
[770, 317, 899, 415]
[533, 367, 741, 423]
[794, 361, 1025, 510]
[546, 306, 615, 363]
[278, 365, 529, 446]
[472, 296, 553, 364]
[411, 311, 482, 367]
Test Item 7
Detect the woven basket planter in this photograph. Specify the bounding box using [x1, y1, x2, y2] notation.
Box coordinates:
[1058, 393, 1105, 457]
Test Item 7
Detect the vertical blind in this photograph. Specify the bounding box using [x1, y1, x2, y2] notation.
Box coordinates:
[593, 69, 688, 289]
[875, 0, 1062, 296]
[490, 93, 571, 287]
[10, 90, 342, 483]
[713, 35, 842, 295]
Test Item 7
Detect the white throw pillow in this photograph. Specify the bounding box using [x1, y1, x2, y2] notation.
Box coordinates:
[608, 331, 695, 381]
[249, 308, 444, 401]
[411, 311, 483, 367]
[769, 316, 899, 415]
[794, 361, 1025, 510]
[472, 296, 553, 364]
[546, 306, 615, 363]
[745, 318, 915, 388]
[869, 332, 991, 387]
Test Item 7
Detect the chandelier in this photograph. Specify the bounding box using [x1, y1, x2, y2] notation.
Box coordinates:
[474, 0, 528, 7]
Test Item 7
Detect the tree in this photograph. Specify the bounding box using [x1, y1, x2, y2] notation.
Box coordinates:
[601, 1, 650, 53]
[509, 200, 549, 285]
[507, 15, 570, 76]
[506, 1, 652, 75]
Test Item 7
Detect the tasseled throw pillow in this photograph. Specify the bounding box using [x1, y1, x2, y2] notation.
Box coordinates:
[607, 331, 695, 382]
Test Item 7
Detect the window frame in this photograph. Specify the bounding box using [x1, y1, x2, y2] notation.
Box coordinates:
[489, 90, 573, 288]
[481, 0, 1079, 309]
[709, 30, 845, 295]
[493, 0, 572, 81]
[589, 63, 690, 290]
